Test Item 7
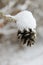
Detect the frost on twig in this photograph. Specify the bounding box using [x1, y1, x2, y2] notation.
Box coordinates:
[0, 11, 17, 40]
[0, 12, 16, 27]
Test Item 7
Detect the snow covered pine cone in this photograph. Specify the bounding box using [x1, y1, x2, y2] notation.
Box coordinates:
[0, 10, 36, 46]
[15, 10, 36, 46]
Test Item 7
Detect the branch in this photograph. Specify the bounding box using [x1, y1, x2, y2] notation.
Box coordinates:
[0, 12, 16, 27]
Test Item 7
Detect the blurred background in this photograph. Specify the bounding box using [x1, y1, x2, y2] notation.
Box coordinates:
[0, 0, 43, 65]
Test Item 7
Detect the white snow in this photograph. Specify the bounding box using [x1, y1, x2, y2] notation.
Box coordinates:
[0, 36, 43, 65]
[4, 10, 36, 31]
[14, 10, 36, 31]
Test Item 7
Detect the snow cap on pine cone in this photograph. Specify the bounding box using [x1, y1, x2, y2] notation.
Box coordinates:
[14, 10, 36, 46]
[14, 10, 36, 31]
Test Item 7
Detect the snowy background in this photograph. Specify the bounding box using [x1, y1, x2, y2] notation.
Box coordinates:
[0, 0, 43, 65]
